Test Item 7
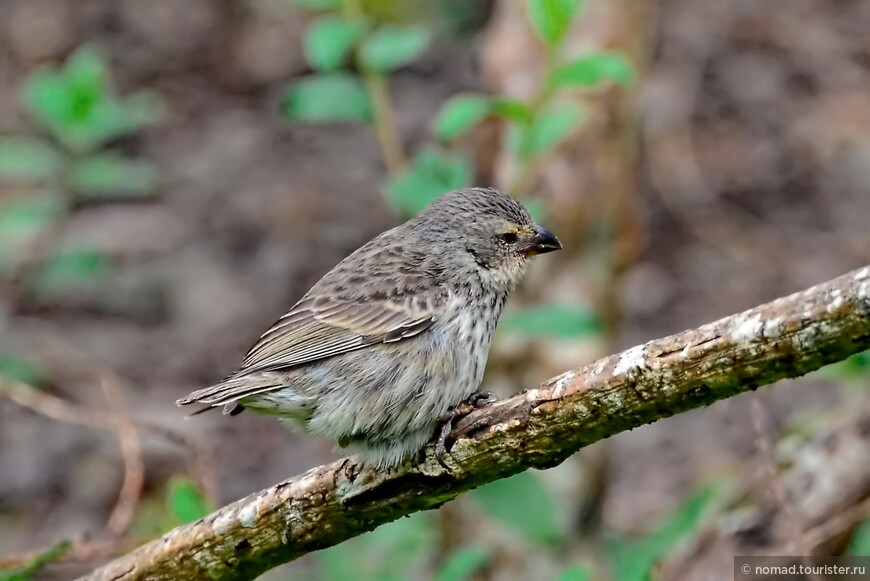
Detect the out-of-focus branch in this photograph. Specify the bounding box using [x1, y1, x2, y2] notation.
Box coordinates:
[659, 402, 870, 578]
[82, 265, 870, 581]
[0, 377, 216, 501]
[101, 377, 146, 537]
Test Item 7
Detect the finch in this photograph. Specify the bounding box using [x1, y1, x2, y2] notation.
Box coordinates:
[177, 187, 561, 468]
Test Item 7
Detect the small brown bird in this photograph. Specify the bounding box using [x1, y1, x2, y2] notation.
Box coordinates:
[178, 187, 561, 467]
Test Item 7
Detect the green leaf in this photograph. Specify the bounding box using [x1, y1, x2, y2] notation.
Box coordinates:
[556, 566, 594, 581]
[433, 94, 492, 141]
[21, 48, 108, 151]
[384, 148, 472, 217]
[549, 52, 634, 89]
[64, 46, 109, 119]
[509, 103, 586, 158]
[491, 99, 534, 124]
[21, 47, 162, 152]
[607, 482, 725, 581]
[501, 304, 601, 339]
[0, 354, 48, 388]
[69, 155, 159, 198]
[304, 16, 364, 72]
[0, 138, 64, 181]
[436, 547, 491, 581]
[167, 477, 212, 524]
[526, 0, 584, 46]
[28, 248, 106, 296]
[292, 0, 341, 8]
[360, 25, 430, 73]
[472, 471, 560, 546]
[283, 74, 372, 122]
[0, 195, 65, 245]
[0, 540, 71, 581]
[21, 69, 73, 133]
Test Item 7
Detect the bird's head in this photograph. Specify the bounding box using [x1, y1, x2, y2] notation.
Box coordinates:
[409, 187, 562, 292]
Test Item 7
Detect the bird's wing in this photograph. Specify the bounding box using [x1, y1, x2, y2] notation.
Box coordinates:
[238, 287, 449, 375]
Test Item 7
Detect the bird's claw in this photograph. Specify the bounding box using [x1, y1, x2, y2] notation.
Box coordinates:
[435, 391, 498, 469]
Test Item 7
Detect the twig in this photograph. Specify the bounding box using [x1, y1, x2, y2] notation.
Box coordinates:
[0, 378, 216, 501]
[101, 376, 146, 538]
[80, 264, 870, 581]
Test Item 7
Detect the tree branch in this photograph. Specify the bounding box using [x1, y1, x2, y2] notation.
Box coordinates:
[82, 266, 870, 581]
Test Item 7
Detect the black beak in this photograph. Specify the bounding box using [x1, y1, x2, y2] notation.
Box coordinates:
[522, 224, 562, 256]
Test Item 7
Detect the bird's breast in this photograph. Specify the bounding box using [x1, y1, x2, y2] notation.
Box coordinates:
[435, 292, 507, 389]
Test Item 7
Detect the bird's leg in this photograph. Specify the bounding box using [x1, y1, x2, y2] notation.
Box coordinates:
[435, 391, 498, 468]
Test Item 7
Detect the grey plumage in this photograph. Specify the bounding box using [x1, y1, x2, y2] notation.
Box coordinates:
[177, 187, 561, 468]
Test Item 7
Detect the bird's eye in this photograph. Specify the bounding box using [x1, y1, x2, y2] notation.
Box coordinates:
[499, 232, 518, 244]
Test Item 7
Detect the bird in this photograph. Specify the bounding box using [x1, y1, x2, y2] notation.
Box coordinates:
[177, 187, 561, 468]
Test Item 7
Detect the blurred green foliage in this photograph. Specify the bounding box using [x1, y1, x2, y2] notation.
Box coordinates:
[557, 566, 594, 581]
[286, 0, 633, 219]
[296, 476, 722, 580]
[359, 25, 430, 73]
[304, 16, 365, 71]
[312, 512, 435, 581]
[284, 74, 373, 122]
[283, 0, 431, 129]
[548, 52, 635, 90]
[510, 103, 588, 160]
[27, 248, 106, 296]
[384, 148, 472, 217]
[432, 95, 492, 142]
[128, 477, 214, 542]
[21, 47, 163, 154]
[501, 304, 601, 339]
[526, 0, 584, 45]
[0, 139, 64, 181]
[0, 44, 163, 197]
[606, 482, 725, 581]
[435, 546, 491, 581]
[166, 477, 214, 525]
[472, 471, 561, 546]
[0, 45, 162, 385]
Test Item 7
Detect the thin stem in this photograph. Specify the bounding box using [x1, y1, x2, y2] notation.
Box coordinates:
[510, 44, 559, 196]
[342, 0, 407, 176]
[365, 72, 407, 175]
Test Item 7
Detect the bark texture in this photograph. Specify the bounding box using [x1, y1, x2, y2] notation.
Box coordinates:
[83, 265, 870, 581]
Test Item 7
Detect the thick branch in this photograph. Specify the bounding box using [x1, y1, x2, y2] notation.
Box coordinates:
[82, 266, 870, 581]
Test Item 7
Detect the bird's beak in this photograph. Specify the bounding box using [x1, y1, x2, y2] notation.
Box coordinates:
[521, 224, 562, 256]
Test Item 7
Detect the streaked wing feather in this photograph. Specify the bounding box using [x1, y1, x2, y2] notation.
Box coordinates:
[239, 290, 446, 375]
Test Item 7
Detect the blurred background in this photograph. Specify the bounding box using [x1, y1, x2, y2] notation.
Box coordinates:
[0, 0, 869, 579]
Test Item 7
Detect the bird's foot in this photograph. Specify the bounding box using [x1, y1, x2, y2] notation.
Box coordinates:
[435, 391, 498, 469]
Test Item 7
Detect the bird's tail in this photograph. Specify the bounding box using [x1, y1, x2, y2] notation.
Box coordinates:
[176, 374, 284, 416]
